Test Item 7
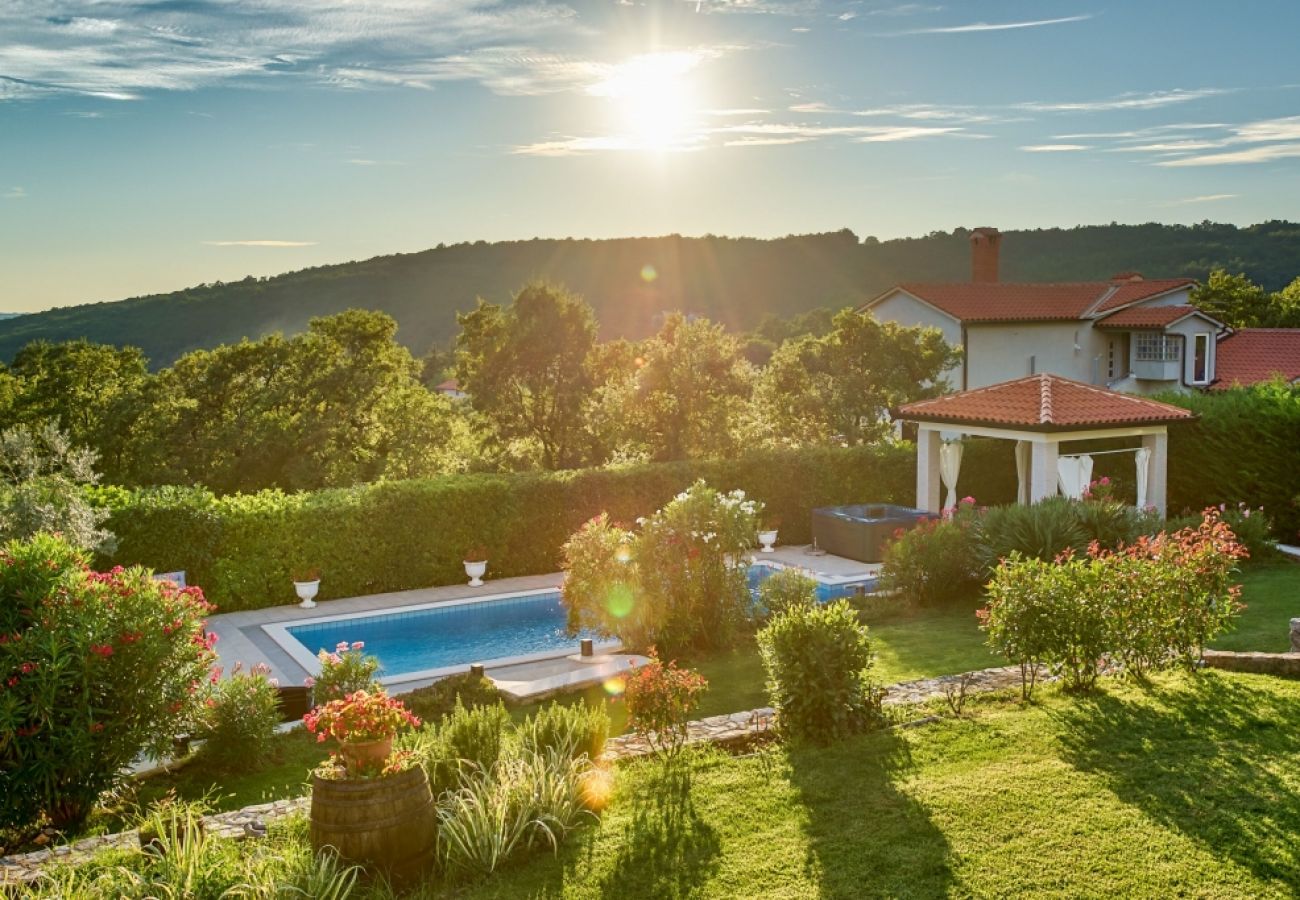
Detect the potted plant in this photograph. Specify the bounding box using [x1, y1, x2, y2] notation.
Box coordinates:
[758, 518, 780, 553]
[303, 688, 420, 776]
[463, 546, 488, 587]
[292, 566, 321, 609]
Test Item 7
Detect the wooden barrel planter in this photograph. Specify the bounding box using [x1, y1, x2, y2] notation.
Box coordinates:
[310, 765, 437, 883]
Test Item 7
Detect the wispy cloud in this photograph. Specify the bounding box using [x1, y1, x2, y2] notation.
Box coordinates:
[893, 14, 1092, 35]
[1054, 114, 1300, 167]
[1021, 144, 1090, 152]
[346, 158, 405, 167]
[1156, 143, 1300, 167]
[1161, 194, 1237, 205]
[202, 239, 317, 247]
[4, 186, 26, 200]
[1019, 88, 1224, 113]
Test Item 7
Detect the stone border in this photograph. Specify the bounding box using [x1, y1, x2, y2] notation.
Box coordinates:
[2, 664, 1032, 886]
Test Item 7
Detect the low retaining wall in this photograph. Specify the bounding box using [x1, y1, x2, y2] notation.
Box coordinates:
[1201, 648, 1300, 677]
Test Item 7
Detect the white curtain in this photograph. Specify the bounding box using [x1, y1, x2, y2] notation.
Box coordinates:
[1014, 440, 1031, 505]
[1056, 454, 1094, 501]
[1134, 447, 1152, 509]
[939, 441, 963, 511]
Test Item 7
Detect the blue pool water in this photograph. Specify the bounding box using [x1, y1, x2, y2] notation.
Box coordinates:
[287, 564, 878, 678]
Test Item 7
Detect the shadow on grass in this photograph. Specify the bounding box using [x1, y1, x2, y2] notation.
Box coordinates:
[1053, 672, 1300, 888]
[785, 727, 954, 899]
[595, 758, 722, 900]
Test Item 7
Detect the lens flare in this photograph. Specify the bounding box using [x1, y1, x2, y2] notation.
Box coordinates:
[605, 582, 634, 619]
[603, 676, 626, 696]
[580, 765, 616, 811]
[614, 543, 632, 564]
[640, 264, 658, 283]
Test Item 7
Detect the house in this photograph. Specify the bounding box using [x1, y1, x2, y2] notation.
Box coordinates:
[433, 378, 469, 401]
[1212, 328, 1300, 389]
[862, 228, 1226, 395]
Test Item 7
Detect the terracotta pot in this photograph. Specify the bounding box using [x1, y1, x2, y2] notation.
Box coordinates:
[340, 736, 394, 772]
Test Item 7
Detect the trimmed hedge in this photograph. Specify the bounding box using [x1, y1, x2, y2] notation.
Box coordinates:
[94, 442, 1017, 612]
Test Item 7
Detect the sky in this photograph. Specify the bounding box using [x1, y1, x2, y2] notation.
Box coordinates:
[2, 0, 1300, 312]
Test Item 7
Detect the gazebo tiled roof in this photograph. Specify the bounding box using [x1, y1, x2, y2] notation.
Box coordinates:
[894, 374, 1196, 431]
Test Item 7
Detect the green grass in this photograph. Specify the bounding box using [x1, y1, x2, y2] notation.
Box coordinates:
[1211, 562, 1300, 652]
[458, 669, 1300, 899]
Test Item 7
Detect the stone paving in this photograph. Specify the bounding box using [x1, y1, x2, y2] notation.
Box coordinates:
[1, 663, 1031, 886]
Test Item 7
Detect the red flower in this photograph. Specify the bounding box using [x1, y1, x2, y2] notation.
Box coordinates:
[90, 643, 114, 658]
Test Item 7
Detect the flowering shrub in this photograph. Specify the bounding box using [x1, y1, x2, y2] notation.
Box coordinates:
[880, 511, 982, 607]
[0, 533, 216, 830]
[561, 480, 761, 655]
[310, 641, 379, 704]
[303, 689, 420, 745]
[623, 652, 708, 756]
[757, 599, 884, 743]
[981, 509, 1246, 696]
[198, 662, 282, 769]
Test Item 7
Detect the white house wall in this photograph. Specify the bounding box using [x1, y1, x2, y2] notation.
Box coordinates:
[867, 292, 962, 346]
[965, 322, 1109, 387]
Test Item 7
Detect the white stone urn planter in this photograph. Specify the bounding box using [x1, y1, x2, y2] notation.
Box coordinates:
[294, 579, 320, 609]
[464, 559, 487, 587]
[758, 529, 779, 553]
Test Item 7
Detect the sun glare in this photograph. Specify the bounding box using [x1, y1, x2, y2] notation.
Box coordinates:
[589, 51, 705, 153]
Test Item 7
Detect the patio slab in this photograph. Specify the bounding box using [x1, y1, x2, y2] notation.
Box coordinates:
[750, 545, 883, 583]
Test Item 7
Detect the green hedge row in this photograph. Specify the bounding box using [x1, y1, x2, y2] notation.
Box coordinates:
[95, 442, 1016, 612]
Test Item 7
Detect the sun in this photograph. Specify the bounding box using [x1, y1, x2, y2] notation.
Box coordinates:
[589, 51, 705, 152]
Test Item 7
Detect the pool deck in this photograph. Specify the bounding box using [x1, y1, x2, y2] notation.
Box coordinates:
[206, 546, 879, 697]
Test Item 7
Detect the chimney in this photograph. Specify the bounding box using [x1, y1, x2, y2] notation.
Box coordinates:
[970, 227, 1001, 283]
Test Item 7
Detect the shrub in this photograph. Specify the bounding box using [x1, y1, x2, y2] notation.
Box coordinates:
[422, 700, 513, 797]
[399, 672, 502, 724]
[562, 481, 761, 655]
[973, 498, 1090, 572]
[0, 534, 215, 831]
[754, 567, 818, 621]
[0, 423, 114, 555]
[757, 600, 884, 743]
[981, 509, 1246, 695]
[309, 642, 380, 704]
[198, 662, 282, 768]
[518, 701, 610, 761]
[623, 653, 708, 756]
[1218, 501, 1276, 561]
[880, 512, 982, 606]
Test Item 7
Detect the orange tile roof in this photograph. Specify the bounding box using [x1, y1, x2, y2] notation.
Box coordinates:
[882, 278, 1195, 323]
[1094, 304, 1203, 329]
[1212, 329, 1300, 389]
[894, 374, 1196, 430]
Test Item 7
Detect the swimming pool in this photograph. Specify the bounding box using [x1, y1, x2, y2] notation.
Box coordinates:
[267, 563, 878, 684]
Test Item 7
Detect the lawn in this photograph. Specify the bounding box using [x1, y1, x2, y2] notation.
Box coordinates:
[459, 669, 1300, 899]
[128, 562, 1299, 821]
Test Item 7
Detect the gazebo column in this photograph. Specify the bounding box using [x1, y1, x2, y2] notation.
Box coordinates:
[1028, 438, 1059, 504]
[916, 426, 943, 514]
[1141, 430, 1168, 517]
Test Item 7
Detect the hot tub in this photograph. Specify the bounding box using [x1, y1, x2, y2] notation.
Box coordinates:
[811, 503, 930, 563]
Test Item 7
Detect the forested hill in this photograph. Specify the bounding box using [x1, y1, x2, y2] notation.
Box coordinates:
[6, 220, 1300, 367]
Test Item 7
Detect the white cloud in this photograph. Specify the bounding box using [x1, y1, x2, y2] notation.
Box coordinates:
[346, 158, 405, 166]
[202, 239, 317, 247]
[4, 186, 26, 199]
[1162, 194, 1237, 205]
[1156, 143, 1300, 167]
[1018, 88, 1224, 113]
[1020, 143, 1090, 152]
[894, 14, 1092, 35]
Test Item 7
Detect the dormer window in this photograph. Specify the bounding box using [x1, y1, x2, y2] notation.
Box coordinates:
[1134, 332, 1180, 363]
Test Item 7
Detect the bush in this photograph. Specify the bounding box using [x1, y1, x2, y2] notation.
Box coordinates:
[754, 567, 818, 621]
[973, 498, 1090, 571]
[100, 443, 1020, 612]
[198, 662, 282, 769]
[981, 509, 1246, 695]
[0, 534, 215, 831]
[423, 700, 512, 797]
[880, 510, 982, 606]
[309, 642, 380, 704]
[562, 481, 761, 655]
[518, 701, 610, 761]
[623, 653, 708, 756]
[757, 600, 884, 744]
[400, 672, 502, 724]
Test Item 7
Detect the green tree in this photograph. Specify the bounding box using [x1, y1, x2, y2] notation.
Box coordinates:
[0, 423, 114, 554]
[750, 308, 960, 447]
[1192, 269, 1271, 327]
[455, 282, 598, 470]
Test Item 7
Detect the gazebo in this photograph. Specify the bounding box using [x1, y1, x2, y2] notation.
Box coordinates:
[893, 374, 1196, 517]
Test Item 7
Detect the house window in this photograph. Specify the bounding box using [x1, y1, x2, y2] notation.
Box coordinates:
[1134, 332, 1180, 362]
[1107, 340, 1117, 379]
[1192, 333, 1210, 383]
